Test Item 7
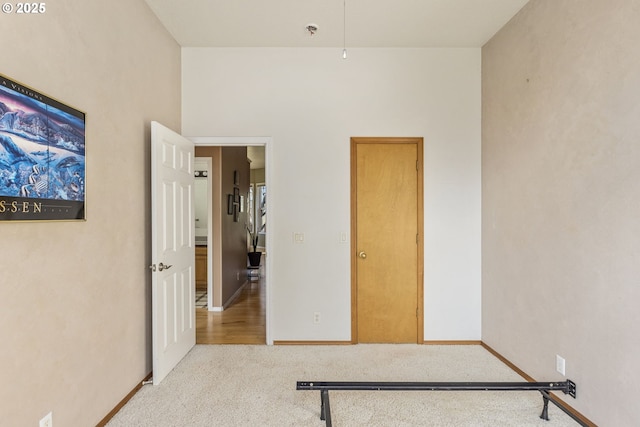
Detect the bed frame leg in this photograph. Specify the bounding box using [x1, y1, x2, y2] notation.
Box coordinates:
[540, 392, 550, 421]
[320, 389, 332, 426]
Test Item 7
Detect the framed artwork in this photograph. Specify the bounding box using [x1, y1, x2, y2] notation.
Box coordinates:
[227, 194, 234, 215]
[232, 187, 240, 222]
[0, 74, 85, 221]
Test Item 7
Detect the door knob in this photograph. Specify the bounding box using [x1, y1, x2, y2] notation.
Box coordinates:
[358, 251, 367, 259]
[158, 262, 173, 271]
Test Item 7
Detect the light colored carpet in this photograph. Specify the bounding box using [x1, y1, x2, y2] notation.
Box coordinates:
[106, 345, 577, 426]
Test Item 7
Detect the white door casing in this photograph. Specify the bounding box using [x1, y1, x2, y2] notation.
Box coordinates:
[151, 121, 196, 385]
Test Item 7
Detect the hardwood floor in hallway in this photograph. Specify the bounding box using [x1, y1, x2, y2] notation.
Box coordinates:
[196, 266, 266, 344]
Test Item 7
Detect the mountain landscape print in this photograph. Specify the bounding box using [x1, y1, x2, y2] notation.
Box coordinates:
[0, 74, 85, 220]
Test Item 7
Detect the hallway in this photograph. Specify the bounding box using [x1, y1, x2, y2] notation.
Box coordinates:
[195, 264, 266, 344]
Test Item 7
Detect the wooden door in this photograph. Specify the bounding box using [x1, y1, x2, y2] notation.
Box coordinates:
[351, 137, 423, 343]
[151, 121, 196, 385]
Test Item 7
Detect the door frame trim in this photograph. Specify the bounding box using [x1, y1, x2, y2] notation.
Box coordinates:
[350, 137, 424, 343]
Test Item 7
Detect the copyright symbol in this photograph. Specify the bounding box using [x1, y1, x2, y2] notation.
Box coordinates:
[2, 3, 13, 13]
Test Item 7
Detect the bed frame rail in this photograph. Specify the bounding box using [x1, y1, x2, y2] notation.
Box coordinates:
[296, 380, 580, 426]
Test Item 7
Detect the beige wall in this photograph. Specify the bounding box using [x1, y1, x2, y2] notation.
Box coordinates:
[250, 168, 266, 185]
[482, 1, 640, 425]
[220, 147, 250, 304]
[0, 1, 180, 426]
[195, 146, 252, 308]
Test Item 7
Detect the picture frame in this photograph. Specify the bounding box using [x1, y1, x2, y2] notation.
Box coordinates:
[0, 73, 86, 221]
[227, 194, 234, 215]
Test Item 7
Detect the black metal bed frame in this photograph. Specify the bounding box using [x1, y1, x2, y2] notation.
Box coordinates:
[297, 380, 581, 426]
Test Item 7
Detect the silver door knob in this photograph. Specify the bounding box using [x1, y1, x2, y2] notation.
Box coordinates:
[158, 262, 173, 271]
[358, 251, 367, 259]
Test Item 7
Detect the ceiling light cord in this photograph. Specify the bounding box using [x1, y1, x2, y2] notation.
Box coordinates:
[342, 0, 347, 59]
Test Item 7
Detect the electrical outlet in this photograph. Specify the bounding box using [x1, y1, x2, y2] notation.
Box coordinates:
[39, 412, 53, 427]
[313, 312, 321, 324]
[556, 355, 566, 376]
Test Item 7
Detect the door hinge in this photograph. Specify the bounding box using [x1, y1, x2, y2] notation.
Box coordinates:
[416, 160, 419, 171]
[416, 234, 419, 244]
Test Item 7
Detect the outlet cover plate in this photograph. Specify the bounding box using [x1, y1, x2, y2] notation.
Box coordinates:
[40, 412, 53, 427]
[556, 355, 566, 376]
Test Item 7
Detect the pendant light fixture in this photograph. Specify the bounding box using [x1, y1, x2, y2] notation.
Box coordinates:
[342, 0, 347, 59]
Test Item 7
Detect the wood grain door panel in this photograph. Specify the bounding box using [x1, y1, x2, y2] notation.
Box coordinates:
[351, 138, 424, 343]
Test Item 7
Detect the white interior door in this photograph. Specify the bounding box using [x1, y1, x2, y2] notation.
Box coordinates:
[151, 121, 196, 385]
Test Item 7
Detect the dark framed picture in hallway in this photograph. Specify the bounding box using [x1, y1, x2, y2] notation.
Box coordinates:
[227, 194, 234, 215]
[0, 73, 86, 221]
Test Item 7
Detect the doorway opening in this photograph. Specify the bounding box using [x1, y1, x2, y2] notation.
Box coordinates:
[190, 136, 272, 345]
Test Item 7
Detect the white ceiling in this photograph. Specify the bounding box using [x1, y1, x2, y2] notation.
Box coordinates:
[153, 0, 530, 170]
[144, 0, 530, 48]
